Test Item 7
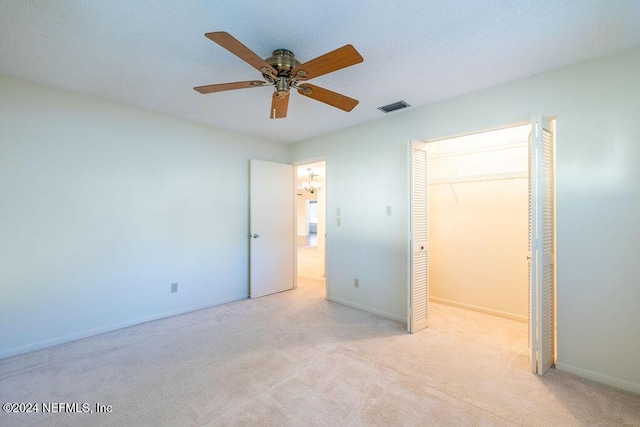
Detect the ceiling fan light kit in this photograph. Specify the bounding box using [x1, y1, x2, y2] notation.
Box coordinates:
[194, 32, 364, 119]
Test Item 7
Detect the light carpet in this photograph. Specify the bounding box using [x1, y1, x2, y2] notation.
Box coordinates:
[1, 245, 639, 426]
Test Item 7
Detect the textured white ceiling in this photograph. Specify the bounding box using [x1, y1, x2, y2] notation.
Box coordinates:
[2, 1, 640, 143]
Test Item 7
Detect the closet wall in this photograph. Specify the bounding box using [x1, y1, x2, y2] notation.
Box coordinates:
[427, 125, 530, 321]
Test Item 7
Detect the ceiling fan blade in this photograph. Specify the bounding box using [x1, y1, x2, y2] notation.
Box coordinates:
[292, 45, 363, 80]
[193, 80, 268, 94]
[297, 84, 359, 112]
[205, 32, 277, 77]
[270, 91, 289, 119]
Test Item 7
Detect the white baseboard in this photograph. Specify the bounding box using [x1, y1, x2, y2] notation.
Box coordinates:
[430, 296, 527, 323]
[0, 294, 247, 361]
[326, 296, 406, 323]
[555, 362, 640, 395]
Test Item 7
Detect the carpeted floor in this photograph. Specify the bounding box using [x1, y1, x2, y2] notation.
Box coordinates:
[1, 244, 639, 426]
[297, 243, 325, 286]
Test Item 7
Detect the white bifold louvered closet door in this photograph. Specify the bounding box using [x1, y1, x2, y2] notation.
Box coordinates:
[528, 116, 555, 375]
[409, 141, 429, 333]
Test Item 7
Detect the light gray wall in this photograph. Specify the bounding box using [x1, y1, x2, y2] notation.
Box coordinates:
[0, 75, 289, 358]
[291, 48, 640, 393]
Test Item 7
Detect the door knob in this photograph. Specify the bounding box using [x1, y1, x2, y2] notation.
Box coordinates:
[251, 233, 260, 239]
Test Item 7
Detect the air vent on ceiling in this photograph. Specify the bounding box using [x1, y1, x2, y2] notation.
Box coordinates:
[378, 100, 411, 113]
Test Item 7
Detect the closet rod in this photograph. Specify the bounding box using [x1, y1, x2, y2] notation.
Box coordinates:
[427, 141, 528, 159]
[429, 171, 527, 185]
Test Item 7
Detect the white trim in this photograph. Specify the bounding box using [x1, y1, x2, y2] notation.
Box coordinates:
[292, 165, 298, 289]
[0, 294, 247, 361]
[292, 156, 327, 166]
[430, 297, 527, 323]
[555, 362, 640, 395]
[421, 119, 533, 144]
[327, 296, 406, 323]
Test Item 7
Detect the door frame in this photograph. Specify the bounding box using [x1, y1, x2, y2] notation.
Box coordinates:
[293, 158, 328, 295]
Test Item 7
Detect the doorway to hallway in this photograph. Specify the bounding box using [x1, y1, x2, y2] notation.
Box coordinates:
[295, 161, 326, 295]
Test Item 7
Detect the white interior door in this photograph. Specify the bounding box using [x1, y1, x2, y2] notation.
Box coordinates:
[528, 116, 556, 375]
[408, 141, 429, 333]
[249, 159, 294, 298]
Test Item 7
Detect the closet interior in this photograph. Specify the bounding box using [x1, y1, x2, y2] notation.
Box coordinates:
[427, 124, 530, 322]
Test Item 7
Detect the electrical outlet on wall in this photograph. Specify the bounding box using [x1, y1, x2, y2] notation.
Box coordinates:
[171, 282, 178, 293]
[354, 278, 359, 288]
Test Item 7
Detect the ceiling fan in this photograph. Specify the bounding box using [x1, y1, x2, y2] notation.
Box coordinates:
[194, 32, 364, 119]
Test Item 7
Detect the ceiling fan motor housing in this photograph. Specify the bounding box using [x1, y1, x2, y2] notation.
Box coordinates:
[266, 49, 301, 97]
[266, 49, 300, 76]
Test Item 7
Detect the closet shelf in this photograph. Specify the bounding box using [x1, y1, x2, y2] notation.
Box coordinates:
[429, 171, 527, 185]
[427, 141, 528, 159]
